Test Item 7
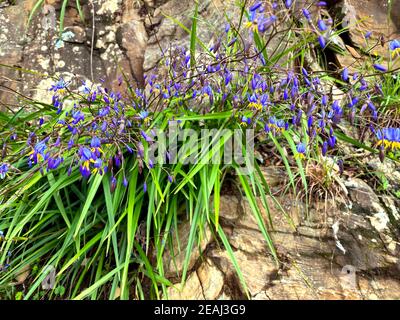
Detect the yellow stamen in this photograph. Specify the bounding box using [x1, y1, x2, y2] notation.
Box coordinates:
[392, 48, 400, 58]
[248, 102, 263, 111]
[91, 147, 104, 154]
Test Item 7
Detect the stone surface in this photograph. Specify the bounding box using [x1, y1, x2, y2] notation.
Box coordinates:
[165, 258, 224, 299]
[165, 270, 204, 300]
[0, 2, 28, 110]
[196, 258, 225, 300]
[163, 219, 213, 278]
[0, 0, 148, 109]
[143, 0, 238, 72]
[163, 173, 400, 300]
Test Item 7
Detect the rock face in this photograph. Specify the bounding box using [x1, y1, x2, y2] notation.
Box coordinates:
[163, 219, 213, 278]
[0, 0, 148, 108]
[164, 172, 400, 300]
[332, 0, 400, 69]
[337, 0, 400, 54]
[143, 0, 238, 72]
[0, 0, 239, 108]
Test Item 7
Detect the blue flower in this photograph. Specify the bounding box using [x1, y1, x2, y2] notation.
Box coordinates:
[240, 116, 251, 127]
[321, 141, 328, 156]
[302, 8, 311, 21]
[99, 107, 110, 117]
[72, 110, 85, 124]
[307, 115, 313, 129]
[227, 37, 237, 48]
[322, 95, 328, 106]
[79, 164, 91, 178]
[258, 15, 276, 33]
[365, 31, 372, 39]
[34, 141, 47, 155]
[389, 39, 400, 51]
[295, 143, 306, 159]
[139, 110, 150, 124]
[0, 163, 8, 179]
[389, 39, 400, 56]
[249, 2, 262, 12]
[318, 35, 326, 49]
[50, 78, 68, 93]
[342, 68, 349, 81]
[141, 130, 153, 143]
[80, 147, 92, 162]
[47, 157, 62, 170]
[93, 158, 103, 169]
[317, 20, 327, 31]
[78, 147, 99, 178]
[225, 23, 230, 33]
[376, 128, 400, 150]
[328, 135, 336, 148]
[80, 81, 91, 94]
[373, 64, 387, 72]
[28, 141, 47, 164]
[90, 137, 101, 148]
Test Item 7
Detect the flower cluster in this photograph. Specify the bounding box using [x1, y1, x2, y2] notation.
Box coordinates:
[389, 39, 400, 57]
[376, 128, 400, 151]
[0, 0, 399, 185]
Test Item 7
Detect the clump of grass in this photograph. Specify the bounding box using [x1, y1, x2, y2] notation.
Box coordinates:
[0, 1, 399, 300]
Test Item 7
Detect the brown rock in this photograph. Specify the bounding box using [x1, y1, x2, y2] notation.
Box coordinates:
[335, 0, 400, 66]
[165, 258, 224, 300]
[165, 271, 204, 300]
[163, 220, 213, 278]
[196, 258, 225, 300]
[209, 248, 278, 297]
[117, 18, 148, 88]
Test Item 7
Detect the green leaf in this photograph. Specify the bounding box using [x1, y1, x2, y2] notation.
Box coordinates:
[73, 265, 124, 300]
[59, 0, 69, 38]
[189, 1, 199, 68]
[26, 0, 45, 30]
[73, 174, 103, 238]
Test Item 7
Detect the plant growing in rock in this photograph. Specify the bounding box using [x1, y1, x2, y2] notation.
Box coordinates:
[0, 0, 399, 300]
